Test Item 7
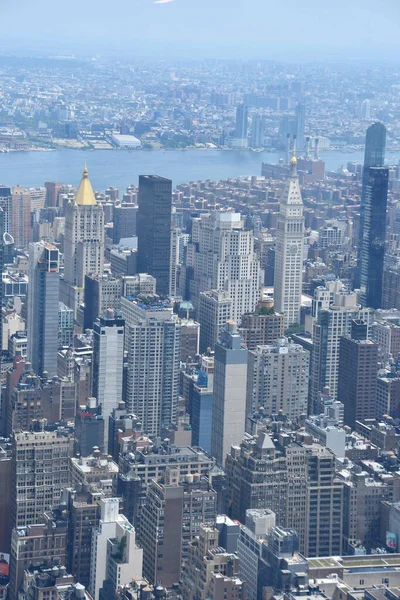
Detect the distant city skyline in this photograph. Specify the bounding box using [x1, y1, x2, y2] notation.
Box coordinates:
[2, 0, 400, 60]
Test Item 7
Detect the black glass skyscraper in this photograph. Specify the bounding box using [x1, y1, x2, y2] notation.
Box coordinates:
[363, 122, 386, 173]
[137, 175, 172, 296]
[360, 167, 389, 308]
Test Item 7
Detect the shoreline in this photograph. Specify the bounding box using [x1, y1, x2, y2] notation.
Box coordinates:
[2, 142, 400, 155]
[0, 145, 372, 154]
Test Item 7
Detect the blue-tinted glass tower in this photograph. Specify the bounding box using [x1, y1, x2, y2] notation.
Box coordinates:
[360, 166, 389, 308]
[357, 123, 386, 287]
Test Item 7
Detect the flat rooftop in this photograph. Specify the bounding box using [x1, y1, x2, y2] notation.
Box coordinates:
[309, 555, 400, 571]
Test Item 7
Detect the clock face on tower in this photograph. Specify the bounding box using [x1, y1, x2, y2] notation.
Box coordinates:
[288, 244, 298, 254]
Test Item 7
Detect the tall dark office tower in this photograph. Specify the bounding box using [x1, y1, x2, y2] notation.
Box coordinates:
[360, 167, 389, 308]
[357, 123, 386, 286]
[295, 103, 305, 151]
[235, 104, 249, 139]
[363, 122, 386, 173]
[338, 327, 378, 429]
[137, 175, 172, 296]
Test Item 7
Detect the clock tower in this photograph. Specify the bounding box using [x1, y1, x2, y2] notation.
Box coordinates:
[274, 144, 305, 326]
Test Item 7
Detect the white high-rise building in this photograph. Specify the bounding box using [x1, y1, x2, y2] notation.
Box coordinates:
[310, 291, 371, 411]
[305, 279, 346, 335]
[92, 311, 124, 450]
[90, 498, 142, 600]
[246, 338, 310, 421]
[121, 295, 181, 437]
[188, 212, 262, 326]
[211, 322, 248, 466]
[199, 290, 233, 353]
[12, 429, 73, 529]
[273, 152, 305, 326]
[237, 509, 276, 600]
[60, 165, 105, 316]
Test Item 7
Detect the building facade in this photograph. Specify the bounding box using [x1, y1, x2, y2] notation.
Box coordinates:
[246, 338, 309, 421]
[310, 291, 370, 410]
[137, 175, 172, 296]
[11, 186, 31, 248]
[11, 429, 73, 529]
[61, 165, 105, 316]
[338, 337, 379, 429]
[121, 295, 181, 437]
[92, 313, 124, 449]
[188, 212, 262, 325]
[273, 152, 305, 326]
[27, 242, 60, 377]
[211, 322, 248, 466]
[359, 167, 389, 308]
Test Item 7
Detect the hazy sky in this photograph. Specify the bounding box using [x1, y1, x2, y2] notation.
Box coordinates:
[1, 0, 400, 60]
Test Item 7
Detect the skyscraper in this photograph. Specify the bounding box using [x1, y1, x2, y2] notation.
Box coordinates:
[273, 150, 305, 326]
[139, 474, 184, 588]
[27, 242, 60, 377]
[309, 291, 371, 411]
[235, 104, 248, 139]
[92, 312, 124, 449]
[211, 322, 248, 466]
[198, 290, 233, 352]
[339, 333, 379, 429]
[359, 167, 389, 308]
[226, 433, 343, 557]
[11, 428, 73, 529]
[0, 186, 12, 234]
[84, 273, 122, 330]
[357, 122, 386, 287]
[188, 212, 262, 328]
[363, 122, 386, 174]
[61, 165, 105, 316]
[121, 295, 181, 437]
[139, 470, 216, 589]
[11, 186, 31, 248]
[137, 175, 172, 296]
[246, 338, 309, 421]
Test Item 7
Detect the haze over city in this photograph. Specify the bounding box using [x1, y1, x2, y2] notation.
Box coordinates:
[2, 0, 400, 59]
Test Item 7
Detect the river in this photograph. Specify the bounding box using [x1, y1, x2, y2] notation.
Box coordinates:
[1, 148, 400, 191]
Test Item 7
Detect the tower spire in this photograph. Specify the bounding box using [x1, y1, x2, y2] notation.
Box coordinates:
[74, 164, 96, 205]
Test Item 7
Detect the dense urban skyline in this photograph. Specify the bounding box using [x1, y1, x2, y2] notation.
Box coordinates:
[2, 2, 400, 599]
